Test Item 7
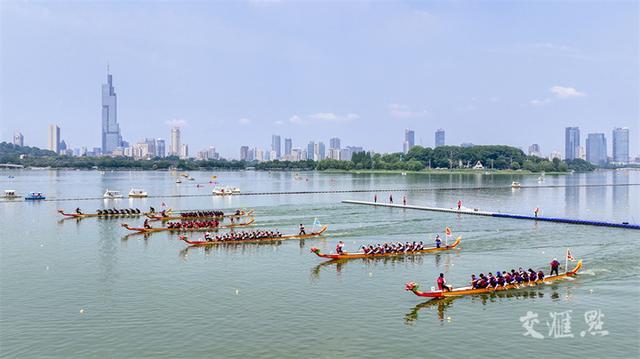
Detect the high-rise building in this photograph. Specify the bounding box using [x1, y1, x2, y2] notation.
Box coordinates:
[59, 140, 67, 152]
[284, 138, 292, 156]
[586, 133, 607, 165]
[13, 131, 24, 146]
[307, 141, 315, 160]
[330, 137, 341, 150]
[240, 146, 249, 161]
[48, 124, 60, 154]
[612, 127, 630, 164]
[403, 129, 415, 153]
[435, 129, 445, 148]
[528, 144, 541, 157]
[179, 144, 189, 159]
[328, 148, 340, 160]
[565, 127, 580, 160]
[144, 138, 156, 158]
[271, 135, 281, 159]
[170, 127, 181, 156]
[101, 70, 122, 154]
[318, 142, 326, 160]
[156, 139, 166, 158]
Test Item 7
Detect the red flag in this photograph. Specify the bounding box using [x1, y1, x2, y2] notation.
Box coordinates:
[567, 249, 576, 262]
[445, 227, 452, 236]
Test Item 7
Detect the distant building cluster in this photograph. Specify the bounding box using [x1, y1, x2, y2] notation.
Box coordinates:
[240, 135, 363, 162]
[564, 126, 630, 165]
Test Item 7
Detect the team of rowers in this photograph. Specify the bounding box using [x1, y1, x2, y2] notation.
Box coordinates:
[90, 208, 142, 215]
[356, 241, 427, 255]
[436, 262, 560, 292]
[165, 219, 220, 229]
[200, 230, 283, 242]
[178, 210, 237, 218]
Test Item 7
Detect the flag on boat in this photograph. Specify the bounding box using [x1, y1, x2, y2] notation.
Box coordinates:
[445, 227, 452, 236]
[313, 218, 321, 226]
[161, 202, 166, 207]
[566, 249, 576, 262]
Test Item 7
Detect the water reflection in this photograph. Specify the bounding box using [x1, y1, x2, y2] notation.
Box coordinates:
[404, 289, 567, 324]
[310, 255, 431, 280]
[179, 241, 283, 260]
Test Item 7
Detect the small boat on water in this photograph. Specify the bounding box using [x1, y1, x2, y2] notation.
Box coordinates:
[25, 192, 46, 200]
[103, 190, 124, 199]
[3, 189, 19, 199]
[405, 260, 582, 299]
[176, 178, 182, 183]
[147, 209, 254, 221]
[128, 189, 148, 198]
[511, 181, 521, 188]
[311, 237, 461, 260]
[179, 225, 328, 246]
[188, 176, 195, 181]
[58, 208, 156, 218]
[213, 186, 240, 195]
[121, 217, 255, 234]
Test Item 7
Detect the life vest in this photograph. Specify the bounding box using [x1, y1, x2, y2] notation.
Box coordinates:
[436, 277, 445, 290]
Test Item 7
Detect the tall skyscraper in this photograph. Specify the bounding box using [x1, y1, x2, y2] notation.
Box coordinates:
[528, 144, 541, 157]
[284, 138, 292, 156]
[435, 129, 445, 147]
[329, 137, 341, 150]
[156, 139, 166, 157]
[586, 133, 607, 165]
[403, 129, 415, 153]
[13, 131, 23, 146]
[48, 124, 60, 154]
[565, 127, 580, 160]
[170, 127, 181, 156]
[101, 70, 122, 154]
[240, 146, 249, 161]
[144, 138, 156, 158]
[271, 135, 281, 159]
[318, 142, 326, 160]
[307, 141, 315, 160]
[179, 144, 189, 159]
[612, 127, 630, 164]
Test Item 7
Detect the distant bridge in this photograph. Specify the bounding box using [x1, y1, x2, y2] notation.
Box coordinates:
[0, 164, 24, 169]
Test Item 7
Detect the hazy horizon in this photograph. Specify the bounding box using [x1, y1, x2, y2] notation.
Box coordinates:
[1, 1, 638, 159]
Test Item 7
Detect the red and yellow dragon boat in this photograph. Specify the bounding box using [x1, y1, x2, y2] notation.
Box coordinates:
[310, 237, 461, 260]
[405, 260, 582, 298]
[58, 209, 165, 219]
[146, 209, 254, 221]
[179, 225, 328, 246]
[121, 217, 255, 234]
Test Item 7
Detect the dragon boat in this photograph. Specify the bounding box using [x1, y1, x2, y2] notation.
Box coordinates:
[121, 217, 255, 234]
[310, 237, 461, 260]
[405, 260, 582, 298]
[179, 225, 328, 246]
[146, 209, 254, 221]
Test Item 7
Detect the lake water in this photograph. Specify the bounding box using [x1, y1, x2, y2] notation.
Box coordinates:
[1, 169, 639, 358]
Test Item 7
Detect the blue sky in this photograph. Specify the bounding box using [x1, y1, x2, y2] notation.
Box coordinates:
[1, 1, 638, 159]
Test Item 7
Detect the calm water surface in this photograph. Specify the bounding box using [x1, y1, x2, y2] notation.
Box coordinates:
[1, 170, 639, 358]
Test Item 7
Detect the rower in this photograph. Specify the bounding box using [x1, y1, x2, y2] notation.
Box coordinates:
[436, 273, 451, 292]
[457, 200, 462, 210]
[143, 219, 151, 229]
[550, 258, 560, 276]
[537, 270, 545, 281]
[435, 235, 442, 248]
[75, 207, 83, 215]
[299, 224, 306, 235]
[470, 274, 478, 288]
[204, 232, 213, 242]
[235, 209, 241, 215]
[150, 206, 156, 213]
[336, 241, 345, 254]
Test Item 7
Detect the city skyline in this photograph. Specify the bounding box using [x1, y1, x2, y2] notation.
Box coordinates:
[1, 1, 638, 159]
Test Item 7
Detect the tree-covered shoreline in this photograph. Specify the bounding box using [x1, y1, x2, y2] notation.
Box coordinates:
[1, 142, 597, 172]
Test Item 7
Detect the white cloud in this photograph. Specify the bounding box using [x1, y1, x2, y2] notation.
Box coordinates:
[387, 104, 429, 119]
[289, 112, 359, 124]
[165, 118, 187, 127]
[238, 118, 251, 125]
[551, 86, 586, 99]
[274, 120, 284, 126]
